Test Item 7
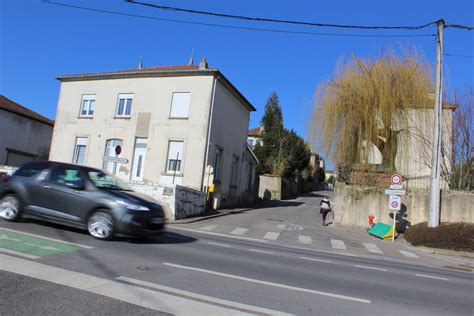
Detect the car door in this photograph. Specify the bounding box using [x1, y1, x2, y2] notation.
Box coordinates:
[34, 165, 91, 224]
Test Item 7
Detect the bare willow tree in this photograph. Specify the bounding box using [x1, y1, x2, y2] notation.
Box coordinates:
[310, 47, 435, 176]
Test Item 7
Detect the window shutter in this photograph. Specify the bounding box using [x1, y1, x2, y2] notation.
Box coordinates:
[170, 92, 191, 118]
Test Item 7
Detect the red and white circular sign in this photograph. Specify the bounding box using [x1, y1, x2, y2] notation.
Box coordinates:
[390, 174, 403, 185]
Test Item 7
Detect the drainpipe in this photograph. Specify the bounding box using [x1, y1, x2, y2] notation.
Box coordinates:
[201, 75, 218, 191]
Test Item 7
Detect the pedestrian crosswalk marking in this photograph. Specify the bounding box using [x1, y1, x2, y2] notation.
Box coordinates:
[400, 250, 419, 258]
[298, 235, 312, 245]
[199, 225, 217, 231]
[230, 227, 248, 236]
[363, 243, 384, 254]
[263, 232, 280, 240]
[330, 239, 346, 250]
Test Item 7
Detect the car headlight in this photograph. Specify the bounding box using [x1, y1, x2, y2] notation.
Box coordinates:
[115, 199, 150, 211]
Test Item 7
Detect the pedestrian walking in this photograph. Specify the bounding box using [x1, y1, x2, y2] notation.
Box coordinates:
[320, 195, 331, 226]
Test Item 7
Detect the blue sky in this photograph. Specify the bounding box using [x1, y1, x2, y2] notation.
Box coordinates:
[1, 0, 473, 153]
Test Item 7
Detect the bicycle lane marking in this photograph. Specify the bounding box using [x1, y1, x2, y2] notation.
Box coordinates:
[0, 228, 93, 258]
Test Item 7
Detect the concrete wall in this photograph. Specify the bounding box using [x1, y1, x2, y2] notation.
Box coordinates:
[129, 183, 206, 220]
[49, 75, 214, 190]
[207, 80, 251, 207]
[0, 110, 53, 166]
[259, 175, 282, 200]
[334, 182, 474, 227]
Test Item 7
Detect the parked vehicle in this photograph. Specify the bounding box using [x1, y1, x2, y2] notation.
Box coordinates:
[0, 161, 165, 240]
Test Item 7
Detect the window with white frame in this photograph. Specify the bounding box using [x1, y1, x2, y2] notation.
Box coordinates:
[73, 137, 88, 165]
[80, 95, 95, 117]
[116, 94, 133, 117]
[166, 141, 184, 173]
[214, 147, 223, 180]
[230, 156, 239, 186]
[169, 92, 191, 118]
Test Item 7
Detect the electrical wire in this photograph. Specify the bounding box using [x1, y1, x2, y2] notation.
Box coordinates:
[42, 1, 435, 38]
[126, 0, 439, 30]
[445, 24, 474, 31]
[444, 53, 474, 58]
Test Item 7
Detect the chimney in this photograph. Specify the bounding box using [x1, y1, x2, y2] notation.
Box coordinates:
[138, 57, 144, 69]
[199, 57, 208, 70]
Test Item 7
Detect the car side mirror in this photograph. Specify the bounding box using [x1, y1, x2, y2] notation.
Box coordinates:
[66, 180, 85, 190]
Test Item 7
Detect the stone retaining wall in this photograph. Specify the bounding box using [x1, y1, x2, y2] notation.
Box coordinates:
[334, 182, 474, 227]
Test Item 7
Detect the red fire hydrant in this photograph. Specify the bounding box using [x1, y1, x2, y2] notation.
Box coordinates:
[368, 215, 375, 228]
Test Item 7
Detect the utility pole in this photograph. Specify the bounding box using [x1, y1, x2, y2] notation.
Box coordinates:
[428, 19, 444, 228]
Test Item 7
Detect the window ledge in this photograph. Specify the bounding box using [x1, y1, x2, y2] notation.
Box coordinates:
[161, 172, 184, 177]
[78, 116, 94, 119]
[168, 117, 189, 120]
[114, 116, 132, 119]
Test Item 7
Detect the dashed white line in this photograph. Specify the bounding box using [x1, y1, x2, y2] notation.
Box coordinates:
[207, 242, 231, 248]
[354, 265, 387, 272]
[248, 249, 274, 255]
[300, 257, 331, 263]
[163, 262, 371, 304]
[263, 232, 280, 240]
[363, 243, 384, 254]
[298, 235, 312, 245]
[116, 276, 291, 316]
[330, 239, 347, 250]
[230, 227, 248, 236]
[400, 250, 419, 258]
[170, 226, 269, 243]
[415, 274, 449, 281]
[199, 225, 217, 231]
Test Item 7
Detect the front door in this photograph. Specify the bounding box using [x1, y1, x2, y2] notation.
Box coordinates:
[131, 138, 147, 182]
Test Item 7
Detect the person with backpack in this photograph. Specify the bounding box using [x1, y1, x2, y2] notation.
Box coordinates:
[320, 195, 331, 226]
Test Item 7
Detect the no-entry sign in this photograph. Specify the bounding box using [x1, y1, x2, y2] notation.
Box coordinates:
[389, 195, 401, 211]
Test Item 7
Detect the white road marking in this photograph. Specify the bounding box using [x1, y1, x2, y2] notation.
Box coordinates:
[0, 228, 93, 249]
[354, 265, 387, 272]
[400, 250, 419, 258]
[23, 243, 61, 251]
[0, 234, 21, 241]
[0, 254, 256, 315]
[230, 227, 248, 236]
[415, 274, 449, 281]
[170, 226, 269, 243]
[298, 235, 312, 245]
[331, 239, 347, 250]
[263, 232, 280, 240]
[300, 257, 331, 263]
[208, 242, 231, 248]
[248, 249, 274, 255]
[199, 225, 217, 231]
[117, 276, 292, 316]
[163, 262, 371, 304]
[363, 243, 384, 254]
[0, 248, 40, 259]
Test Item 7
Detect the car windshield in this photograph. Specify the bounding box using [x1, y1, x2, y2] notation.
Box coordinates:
[88, 171, 132, 191]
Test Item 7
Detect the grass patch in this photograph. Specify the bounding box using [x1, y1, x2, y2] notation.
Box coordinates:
[404, 222, 474, 252]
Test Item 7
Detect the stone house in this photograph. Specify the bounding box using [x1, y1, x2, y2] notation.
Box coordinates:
[49, 59, 257, 214]
[0, 95, 54, 166]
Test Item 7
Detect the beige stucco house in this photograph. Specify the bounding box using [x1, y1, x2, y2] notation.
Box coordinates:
[0, 95, 54, 167]
[49, 59, 257, 209]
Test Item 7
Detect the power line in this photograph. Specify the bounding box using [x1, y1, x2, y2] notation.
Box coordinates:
[42, 1, 435, 38]
[126, 0, 439, 30]
[444, 53, 474, 58]
[445, 24, 474, 30]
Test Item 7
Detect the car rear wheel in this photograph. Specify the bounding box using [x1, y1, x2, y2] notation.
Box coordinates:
[87, 211, 115, 240]
[0, 194, 21, 222]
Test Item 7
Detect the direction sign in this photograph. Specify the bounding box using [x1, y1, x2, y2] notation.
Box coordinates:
[102, 156, 129, 164]
[390, 174, 403, 185]
[390, 184, 403, 190]
[389, 195, 401, 211]
[384, 189, 406, 196]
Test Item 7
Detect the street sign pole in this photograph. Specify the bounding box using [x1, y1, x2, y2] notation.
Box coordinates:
[392, 210, 397, 242]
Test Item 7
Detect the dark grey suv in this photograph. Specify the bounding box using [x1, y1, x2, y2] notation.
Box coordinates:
[0, 161, 165, 240]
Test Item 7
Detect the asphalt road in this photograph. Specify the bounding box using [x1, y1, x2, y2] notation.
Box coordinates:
[1, 218, 473, 315]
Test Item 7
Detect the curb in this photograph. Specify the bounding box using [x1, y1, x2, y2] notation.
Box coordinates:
[414, 245, 474, 258]
[167, 207, 256, 225]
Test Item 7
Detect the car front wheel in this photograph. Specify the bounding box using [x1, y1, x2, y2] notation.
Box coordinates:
[87, 211, 115, 240]
[0, 194, 22, 222]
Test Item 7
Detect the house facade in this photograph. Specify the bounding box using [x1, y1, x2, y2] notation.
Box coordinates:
[247, 126, 263, 148]
[0, 95, 54, 166]
[49, 60, 257, 209]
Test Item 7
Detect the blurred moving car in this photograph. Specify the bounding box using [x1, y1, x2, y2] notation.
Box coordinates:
[0, 161, 165, 240]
